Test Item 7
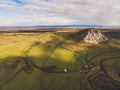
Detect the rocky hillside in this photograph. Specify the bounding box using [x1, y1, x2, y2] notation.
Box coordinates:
[68, 28, 108, 44]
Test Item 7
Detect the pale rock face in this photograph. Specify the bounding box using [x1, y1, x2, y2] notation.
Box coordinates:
[83, 29, 108, 44]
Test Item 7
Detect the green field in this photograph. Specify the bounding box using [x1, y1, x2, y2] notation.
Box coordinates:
[0, 29, 120, 90]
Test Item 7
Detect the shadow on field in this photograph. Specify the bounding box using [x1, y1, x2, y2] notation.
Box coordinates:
[0, 55, 81, 90]
[104, 31, 120, 39]
[89, 73, 120, 90]
[0, 56, 23, 87]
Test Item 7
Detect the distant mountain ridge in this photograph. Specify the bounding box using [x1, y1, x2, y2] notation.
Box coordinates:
[34, 24, 103, 28]
[0, 24, 120, 31]
[0, 24, 102, 28]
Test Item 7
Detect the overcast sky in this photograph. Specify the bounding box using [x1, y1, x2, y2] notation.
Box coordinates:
[0, 0, 120, 26]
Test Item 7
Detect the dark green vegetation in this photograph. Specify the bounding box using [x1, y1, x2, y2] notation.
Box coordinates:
[0, 28, 120, 90]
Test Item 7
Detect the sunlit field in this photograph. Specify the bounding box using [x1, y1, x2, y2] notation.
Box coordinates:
[0, 29, 120, 90]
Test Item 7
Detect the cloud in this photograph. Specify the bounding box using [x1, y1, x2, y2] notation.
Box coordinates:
[0, 11, 77, 26]
[0, 0, 120, 26]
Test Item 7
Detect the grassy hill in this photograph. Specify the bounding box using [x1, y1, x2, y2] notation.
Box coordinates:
[0, 29, 120, 90]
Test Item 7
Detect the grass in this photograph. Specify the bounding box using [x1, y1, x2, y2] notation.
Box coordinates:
[103, 58, 120, 82]
[0, 30, 120, 90]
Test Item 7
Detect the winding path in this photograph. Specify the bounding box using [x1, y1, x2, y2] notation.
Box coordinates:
[87, 56, 120, 90]
[88, 49, 120, 63]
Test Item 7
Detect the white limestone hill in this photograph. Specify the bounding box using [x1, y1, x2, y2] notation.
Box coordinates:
[68, 28, 108, 44]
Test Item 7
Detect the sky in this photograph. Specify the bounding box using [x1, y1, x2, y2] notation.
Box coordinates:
[0, 0, 120, 26]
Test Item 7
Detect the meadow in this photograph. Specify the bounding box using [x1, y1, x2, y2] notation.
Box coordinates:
[0, 28, 120, 90]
